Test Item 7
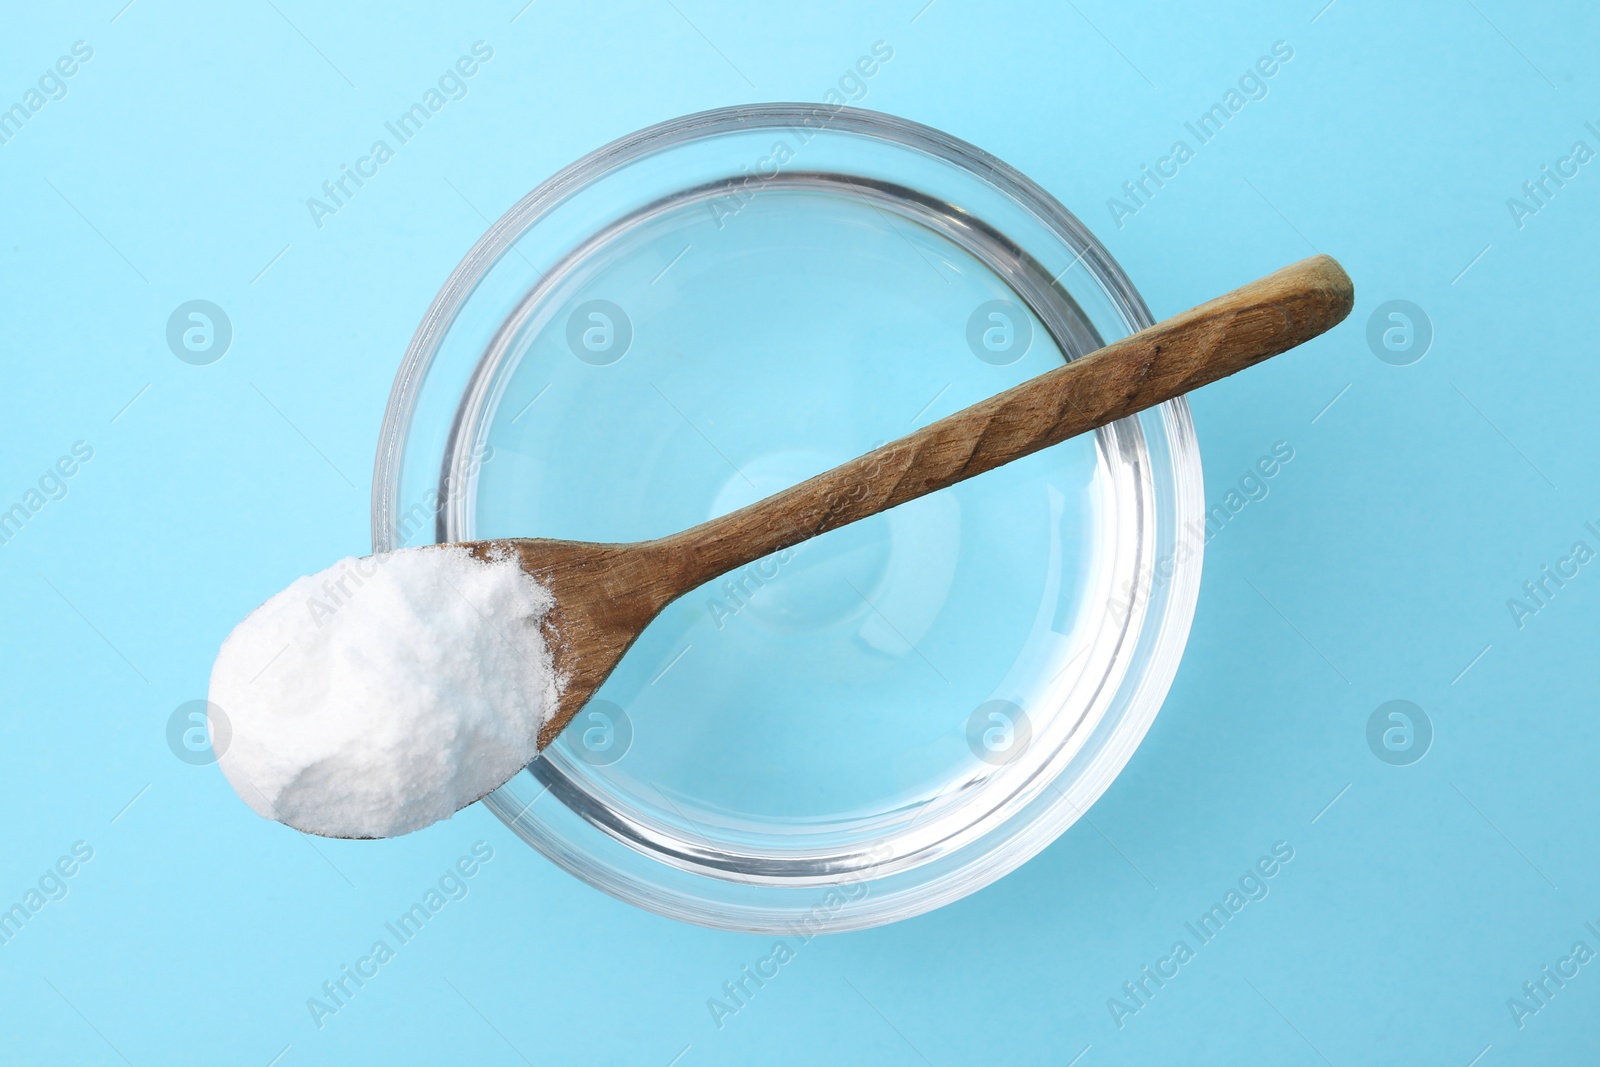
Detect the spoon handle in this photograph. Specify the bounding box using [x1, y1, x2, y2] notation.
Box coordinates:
[659, 254, 1353, 581]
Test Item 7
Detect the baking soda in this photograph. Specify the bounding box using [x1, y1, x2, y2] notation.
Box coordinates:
[208, 544, 558, 838]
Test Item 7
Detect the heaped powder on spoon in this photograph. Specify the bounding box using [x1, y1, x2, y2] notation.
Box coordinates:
[208, 544, 559, 839]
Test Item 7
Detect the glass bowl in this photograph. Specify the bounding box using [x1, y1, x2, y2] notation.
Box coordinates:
[372, 105, 1203, 933]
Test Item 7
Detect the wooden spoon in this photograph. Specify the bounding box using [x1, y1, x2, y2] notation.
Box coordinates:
[467, 254, 1353, 751]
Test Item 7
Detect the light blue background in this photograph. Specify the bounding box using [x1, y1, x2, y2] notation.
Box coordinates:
[3, 1, 1596, 1063]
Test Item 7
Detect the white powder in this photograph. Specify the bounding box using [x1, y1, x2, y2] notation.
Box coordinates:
[208, 544, 559, 839]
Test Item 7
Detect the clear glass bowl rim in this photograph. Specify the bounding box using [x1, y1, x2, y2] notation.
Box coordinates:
[371, 103, 1204, 932]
